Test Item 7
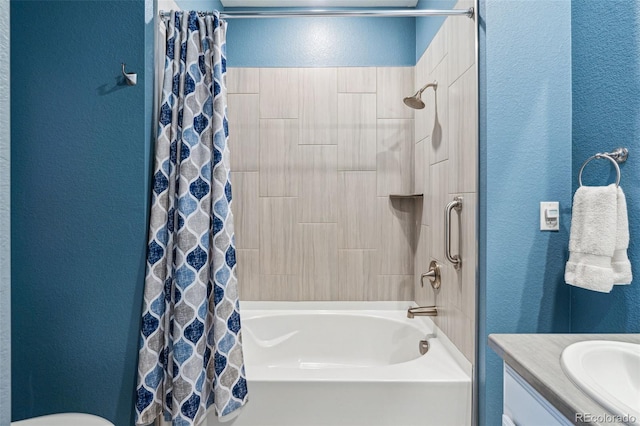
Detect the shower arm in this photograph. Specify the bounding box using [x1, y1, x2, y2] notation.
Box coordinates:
[416, 82, 438, 96]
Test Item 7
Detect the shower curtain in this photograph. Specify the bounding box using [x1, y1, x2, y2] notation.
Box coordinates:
[135, 11, 247, 426]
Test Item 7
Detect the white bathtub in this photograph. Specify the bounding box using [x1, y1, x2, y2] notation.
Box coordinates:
[169, 302, 472, 426]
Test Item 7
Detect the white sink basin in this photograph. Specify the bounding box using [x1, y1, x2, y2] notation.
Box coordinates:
[561, 340, 640, 425]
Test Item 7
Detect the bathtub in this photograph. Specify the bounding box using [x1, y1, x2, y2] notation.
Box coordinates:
[164, 302, 472, 426]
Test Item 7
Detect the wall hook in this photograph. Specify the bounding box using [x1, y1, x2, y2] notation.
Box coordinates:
[121, 63, 137, 86]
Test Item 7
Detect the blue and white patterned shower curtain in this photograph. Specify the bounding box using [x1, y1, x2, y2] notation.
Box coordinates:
[135, 11, 247, 426]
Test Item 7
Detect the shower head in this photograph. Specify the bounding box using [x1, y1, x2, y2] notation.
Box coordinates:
[403, 81, 438, 110]
[403, 95, 426, 109]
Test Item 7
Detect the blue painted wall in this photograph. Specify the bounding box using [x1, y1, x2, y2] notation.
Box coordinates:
[478, 1, 572, 425]
[11, 2, 147, 425]
[225, 14, 415, 67]
[570, 1, 640, 333]
[145, 0, 157, 194]
[415, 0, 455, 62]
[175, 1, 417, 67]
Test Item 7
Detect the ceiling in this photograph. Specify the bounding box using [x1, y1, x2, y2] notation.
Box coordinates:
[220, 0, 419, 7]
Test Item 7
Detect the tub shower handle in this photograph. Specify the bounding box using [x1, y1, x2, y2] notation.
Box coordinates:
[420, 260, 442, 290]
[445, 196, 463, 270]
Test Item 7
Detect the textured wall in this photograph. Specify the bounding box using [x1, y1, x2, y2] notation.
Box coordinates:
[145, 0, 156, 202]
[478, 1, 572, 425]
[415, 0, 456, 62]
[0, 1, 10, 424]
[413, 0, 477, 364]
[173, 0, 417, 67]
[225, 16, 416, 67]
[227, 67, 417, 301]
[571, 1, 640, 333]
[11, 2, 147, 425]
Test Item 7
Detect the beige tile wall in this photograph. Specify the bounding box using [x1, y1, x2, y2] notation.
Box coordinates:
[227, 65, 416, 302]
[227, 0, 477, 365]
[413, 0, 478, 364]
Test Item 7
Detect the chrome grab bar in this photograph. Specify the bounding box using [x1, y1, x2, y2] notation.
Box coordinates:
[445, 196, 463, 270]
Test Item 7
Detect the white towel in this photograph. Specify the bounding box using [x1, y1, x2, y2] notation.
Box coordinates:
[612, 186, 632, 285]
[565, 184, 618, 292]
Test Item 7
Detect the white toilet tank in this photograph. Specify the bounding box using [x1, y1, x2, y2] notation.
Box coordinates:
[11, 413, 115, 426]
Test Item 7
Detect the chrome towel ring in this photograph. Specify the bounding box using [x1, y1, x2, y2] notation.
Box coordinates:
[578, 147, 628, 187]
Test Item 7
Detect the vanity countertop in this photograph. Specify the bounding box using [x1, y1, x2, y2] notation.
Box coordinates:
[488, 333, 640, 426]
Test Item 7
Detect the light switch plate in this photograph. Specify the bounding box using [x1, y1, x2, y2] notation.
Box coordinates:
[540, 201, 560, 231]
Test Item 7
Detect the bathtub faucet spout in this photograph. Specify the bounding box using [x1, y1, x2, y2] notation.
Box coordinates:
[407, 306, 437, 318]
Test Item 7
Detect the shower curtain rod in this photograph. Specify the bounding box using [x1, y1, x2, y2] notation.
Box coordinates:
[159, 8, 474, 19]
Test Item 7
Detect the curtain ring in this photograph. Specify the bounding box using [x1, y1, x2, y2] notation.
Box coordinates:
[578, 153, 621, 187]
